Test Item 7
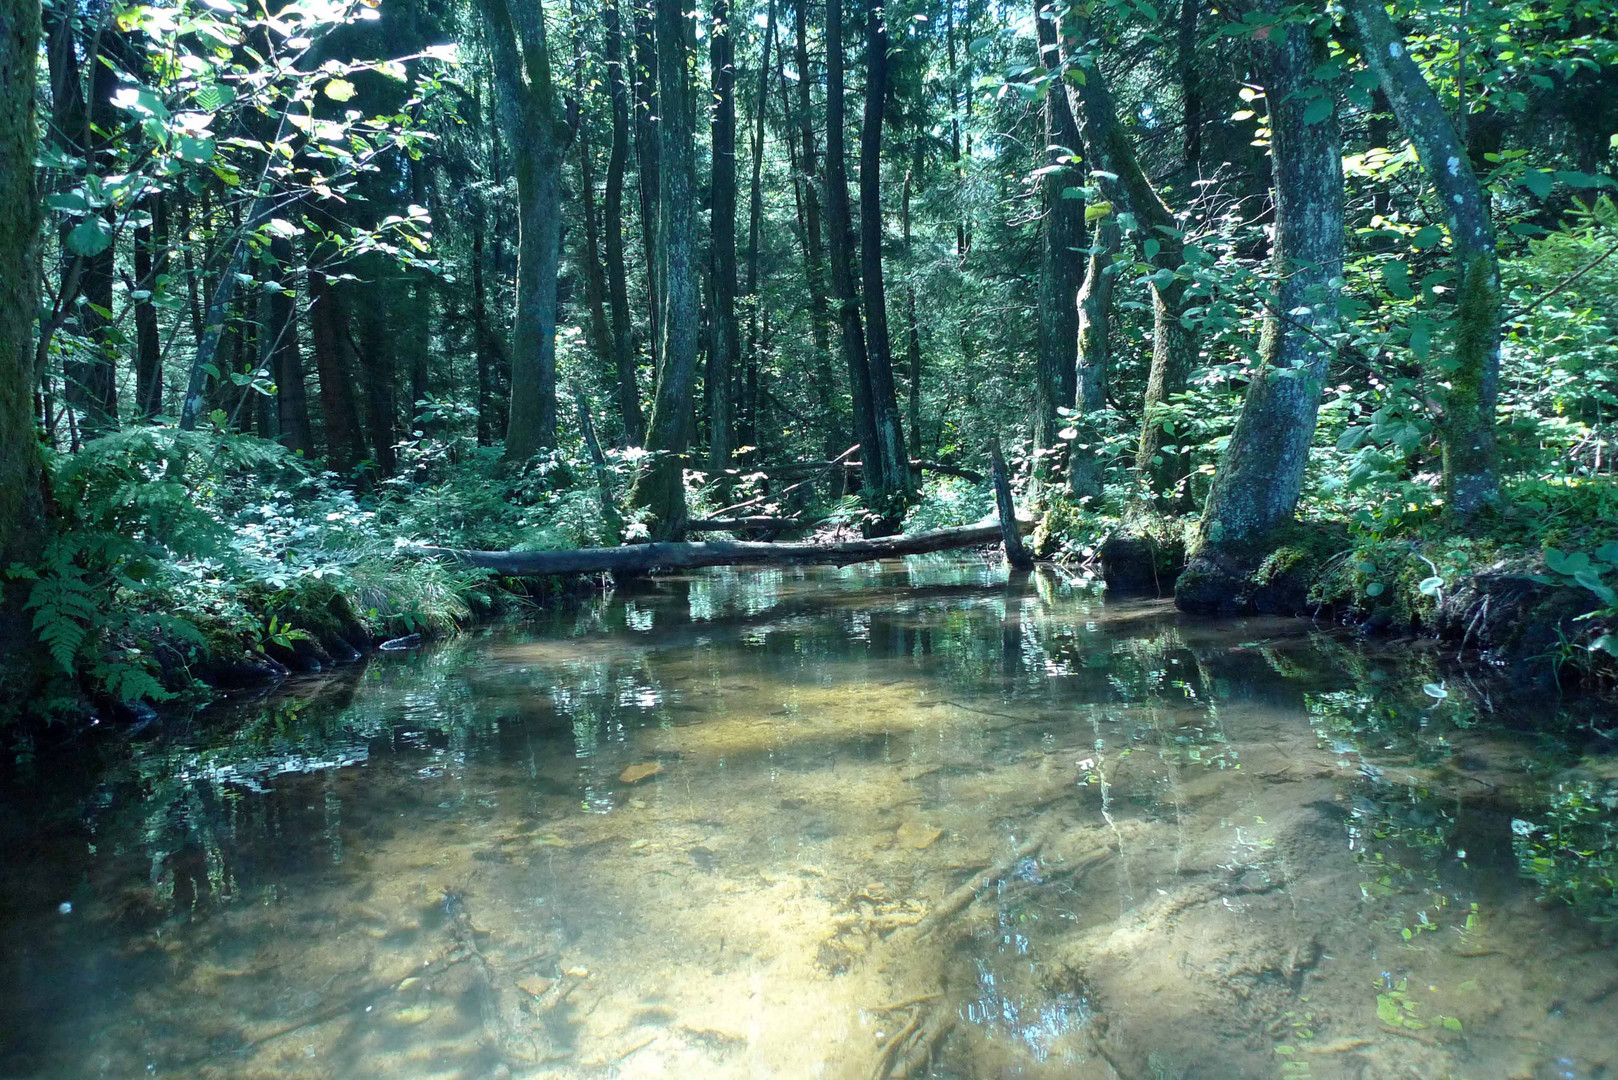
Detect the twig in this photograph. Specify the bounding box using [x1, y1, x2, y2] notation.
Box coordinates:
[871, 993, 941, 1012]
[889, 1009, 955, 1078]
[869, 1009, 922, 1080]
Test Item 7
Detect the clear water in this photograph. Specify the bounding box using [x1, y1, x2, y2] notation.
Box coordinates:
[3, 556, 1617, 1079]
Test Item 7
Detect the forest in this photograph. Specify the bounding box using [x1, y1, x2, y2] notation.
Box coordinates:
[2, 0, 1617, 720]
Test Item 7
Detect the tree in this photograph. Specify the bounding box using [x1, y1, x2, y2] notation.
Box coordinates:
[859, 0, 913, 512]
[1345, 0, 1502, 520]
[1062, 16, 1198, 505]
[603, 0, 645, 442]
[476, 0, 571, 462]
[823, 0, 882, 498]
[1177, 10, 1344, 610]
[626, 0, 701, 536]
[708, 0, 740, 470]
[1033, 0, 1085, 488]
[1, 0, 45, 572]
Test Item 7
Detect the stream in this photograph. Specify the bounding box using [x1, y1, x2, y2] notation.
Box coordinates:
[3, 556, 1617, 1079]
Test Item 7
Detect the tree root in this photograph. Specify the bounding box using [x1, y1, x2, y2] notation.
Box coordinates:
[914, 829, 1047, 937]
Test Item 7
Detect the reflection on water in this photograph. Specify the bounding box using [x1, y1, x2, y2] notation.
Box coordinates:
[3, 555, 1618, 1079]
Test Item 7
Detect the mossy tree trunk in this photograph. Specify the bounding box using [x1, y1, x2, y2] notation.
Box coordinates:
[626, 0, 701, 537]
[1033, 0, 1086, 491]
[1070, 215, 1119, 500]
[476, 0, 569, 464]
[1, 0, 45, 573]
[1178, 16, 1344, 613]
[632, 8, 663, 377]
[1345, 0, 1501, 520]
[1061, 19, 1197, 505]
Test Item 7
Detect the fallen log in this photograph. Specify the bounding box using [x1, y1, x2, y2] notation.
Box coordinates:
[409, 518, 1033, 578]
[728, 457, 986, 486]
[686, 516, 810, 531]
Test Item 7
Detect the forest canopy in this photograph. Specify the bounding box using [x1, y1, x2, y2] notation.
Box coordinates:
[1, 0, 1616, 717]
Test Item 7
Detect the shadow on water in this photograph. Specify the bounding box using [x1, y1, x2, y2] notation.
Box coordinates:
[2, 554, 1617, 1079]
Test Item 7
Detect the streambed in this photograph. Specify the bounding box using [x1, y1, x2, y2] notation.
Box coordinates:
[2, 557, 1616, 1079]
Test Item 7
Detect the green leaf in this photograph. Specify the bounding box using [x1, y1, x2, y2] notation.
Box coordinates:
[1411, 225, 1443, 249]
[1302, 98, 1332, 125]
[1381, 260, 1413, 300]
[175, 134, 215, 163]
[1377, 995, 1401, 1024]
[1522, 169, 1554, 198]
[1085, 201, 1112, 223]
[66, 218, 113, 257]
[1418, 576, 1443, 596]
[1588, 634, 1618, 658]
[324, 78, 358, 102]
[1365, 581, 1385, 597]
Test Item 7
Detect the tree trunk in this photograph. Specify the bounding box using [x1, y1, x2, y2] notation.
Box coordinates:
[1062, 21, 1196, 505]
[603, 0, 644, 442]
[990, 439, 1034, 569]
[133, 192, 166, 419]
[1, 0, 45, 574]
[1177, 0, 1201, 181]
[472, 214, 497, 446]
[1069, 215, 1119, 500]
[353, 274, 397, 475]
[859, 0, 911, 512]
[264, 235, 313, 454]
[308, 268, 368, 472]
[1033, 0, 1085, 488]
[790, 0, 841, 451]
[632, 6, 663, 375]
[626, 0, 701, 537]
[707, 0, 740, 470]
[823, 0, 881, 494]
[577, 119, 614, 371]
[740, 0, 775, 459]
[476, 0, 567, 463]
[1345, 0, 1502, 519]
[1178, 16, 1344, 615]
[902, 154, 924, 463]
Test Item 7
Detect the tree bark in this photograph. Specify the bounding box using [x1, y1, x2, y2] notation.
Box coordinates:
[353, 273, 397, 475]
[632, 6, 663, 375]
[902, 154, 924, 463]
[133, 192, 166, 420]
[412, 518, 1033, 577]
[626, 0, 701, 537]
[1069, 215, 1119, 499]
[1181, 16, 1343, 609]
[603, 0, 645, 442]
[263, 235, 312, 454]
[990, 439, 1034, 569]
[708, 0, 740, 470]
[1, 0, 45, 573]
[476, 0, 568, 462]
[789, 0, 841, 451]
[823, 0, 881, 493]
[577, 119, 615, 372]
[308, 268, 368, 472]
[859, 0, 912, 511]
[1034, 0, 1085, 488]
[1345, 0, 1502, 519]
[740, 0, 775, 459]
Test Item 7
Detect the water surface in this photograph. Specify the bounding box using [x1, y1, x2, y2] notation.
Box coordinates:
[3, 557, 1617, 1079]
